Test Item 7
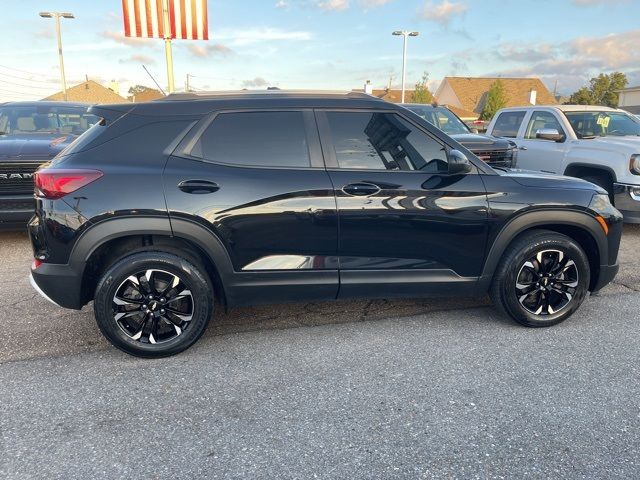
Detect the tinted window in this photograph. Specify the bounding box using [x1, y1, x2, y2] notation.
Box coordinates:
[193, 111, 310, 168]
[325, 112, 448, 173]
[525, 111, 564, 139]
[492, 111, 526, 138]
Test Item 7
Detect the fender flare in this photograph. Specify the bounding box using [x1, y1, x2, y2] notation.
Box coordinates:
[69, 215, 235, 281]
[477, 209, 607, 291]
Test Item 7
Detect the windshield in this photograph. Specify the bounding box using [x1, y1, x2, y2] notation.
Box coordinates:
[563, 111, 640, 138]
[405, 105, 470, 135]
[0, 105, 99, 137]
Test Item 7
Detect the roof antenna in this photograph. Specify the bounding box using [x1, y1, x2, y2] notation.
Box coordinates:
[142, 65, 166, 96]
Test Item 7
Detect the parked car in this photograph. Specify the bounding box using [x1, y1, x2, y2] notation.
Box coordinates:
[0, 101, 98, 229]
[29, 91, 622, 357]
[402, 103, 517, 167]
[486, 105, 640, 223]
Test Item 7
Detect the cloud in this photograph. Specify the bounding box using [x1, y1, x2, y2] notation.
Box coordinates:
[35, 29, 54, 39]
[119, 54, 156, 65]
[242, 77, 270, 88]
[101, 30, 156, 47]
[317, 0, 350, 10]
[212, 27, 312, 46]
[187, 44, 233, 58]
[360, 0, 393, 7]
[419, 1, 467, 25]
[275, 0, 289, 6]
[484, 30, 640, 93]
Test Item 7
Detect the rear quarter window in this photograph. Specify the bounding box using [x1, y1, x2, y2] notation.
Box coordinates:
[492, 111, 526, 138]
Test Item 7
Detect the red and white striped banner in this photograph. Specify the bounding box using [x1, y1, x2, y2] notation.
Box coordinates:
[122, 0, 209, 40]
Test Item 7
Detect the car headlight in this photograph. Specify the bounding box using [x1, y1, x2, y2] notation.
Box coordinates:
[630, 154, 640, 175]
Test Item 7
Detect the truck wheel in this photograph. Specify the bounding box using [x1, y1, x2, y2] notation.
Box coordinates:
[490, 230, 590, 327]
[93, 251, 214, 358]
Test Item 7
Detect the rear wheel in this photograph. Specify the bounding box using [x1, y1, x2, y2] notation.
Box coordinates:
[94, 251, 213, 357]
[490, 230, 590, 327]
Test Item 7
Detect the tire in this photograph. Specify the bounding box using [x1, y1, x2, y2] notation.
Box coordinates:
[94, 251, 214, 358]
[489, 230, 590, 328]
[582, 174, 614, 203]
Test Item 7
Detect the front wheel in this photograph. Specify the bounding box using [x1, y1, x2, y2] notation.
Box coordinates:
[94, 252, 214, 357]
[490, 230, 590, 327]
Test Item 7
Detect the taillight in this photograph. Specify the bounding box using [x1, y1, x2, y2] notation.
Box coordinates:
[34, 169, 103, 199]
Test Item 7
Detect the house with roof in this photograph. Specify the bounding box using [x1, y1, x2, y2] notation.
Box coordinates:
[127, 86, 165, 103]
[434, 77, 557, 120]
[43, 80, 127, 104]
[617, 85, 640, 114]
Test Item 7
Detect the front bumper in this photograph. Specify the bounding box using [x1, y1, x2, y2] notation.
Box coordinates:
[613, 183, 640, 223]
[592, 263, 620, 293]
[0, 195, 35, 229]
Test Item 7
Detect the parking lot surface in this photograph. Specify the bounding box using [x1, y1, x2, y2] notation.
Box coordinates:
[1, 226, 639, 479]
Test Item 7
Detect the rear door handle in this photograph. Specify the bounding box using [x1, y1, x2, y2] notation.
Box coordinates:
[178, 180, 220, 194]
[342, 182, 381, 196]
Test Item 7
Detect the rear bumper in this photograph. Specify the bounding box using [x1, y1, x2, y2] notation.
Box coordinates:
[613, 183, 640, 223]
[30, 263, 84, 310]
[0, 195, 34, 229]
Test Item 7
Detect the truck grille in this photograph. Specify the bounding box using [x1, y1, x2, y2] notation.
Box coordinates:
[0, 162, 43, 194]
[473, 149, 515, 168]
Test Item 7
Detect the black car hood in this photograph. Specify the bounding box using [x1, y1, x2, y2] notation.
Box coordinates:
[499, 168, 606, 193]
[0, 133, 76, 162]
[450, 133, 513, 151]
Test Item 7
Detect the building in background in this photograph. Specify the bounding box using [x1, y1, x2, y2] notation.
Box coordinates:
[618, 85, 640, 114]
[434, 77, 557, 121]
[353, 86, 417, 103]
[127, 86, 165, 103]
[44, 80, 127, 103]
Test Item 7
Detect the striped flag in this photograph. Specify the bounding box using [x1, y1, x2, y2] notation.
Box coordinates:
[122, 0, 209, 40]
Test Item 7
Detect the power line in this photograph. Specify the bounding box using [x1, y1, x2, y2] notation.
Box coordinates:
[0, 64, 59, 79]
[0, 70, 60, 85]
[0, 78, 56, 91]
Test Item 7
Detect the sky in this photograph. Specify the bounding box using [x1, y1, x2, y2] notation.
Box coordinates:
[1, 0, 639, 101]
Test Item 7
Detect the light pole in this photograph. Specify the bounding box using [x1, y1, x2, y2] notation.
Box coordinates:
[392, 30, 419, 104]
[39, 11, 74, 101]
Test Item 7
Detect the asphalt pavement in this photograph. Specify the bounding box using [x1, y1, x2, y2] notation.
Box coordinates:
[1, 225, 639, 479]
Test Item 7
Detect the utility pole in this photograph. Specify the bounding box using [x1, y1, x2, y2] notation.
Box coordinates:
[392, 30, 419, 104]
[186, 74, 191, 92]
[39, 11, 74, 101]
[161, 0, 175, 93]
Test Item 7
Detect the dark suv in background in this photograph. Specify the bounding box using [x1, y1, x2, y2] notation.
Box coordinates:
[402, 103, 518, 168]
[0, 101, 98, 228]
[29, 91, 622, 357]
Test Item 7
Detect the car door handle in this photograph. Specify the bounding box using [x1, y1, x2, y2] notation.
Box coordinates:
[342, 182, 381, 196]
[519, 146, 527, 151]
[178, 180, 220, 194]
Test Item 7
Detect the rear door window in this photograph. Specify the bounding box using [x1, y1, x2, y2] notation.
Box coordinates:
[192, 111, 310, 168]
[492, 111, 526, 138]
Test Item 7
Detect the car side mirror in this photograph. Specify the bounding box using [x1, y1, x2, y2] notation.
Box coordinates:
[536, 128, 565, 142]
[448, 149, 472, 175]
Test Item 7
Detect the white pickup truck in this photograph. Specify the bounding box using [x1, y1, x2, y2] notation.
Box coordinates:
[486, 105, 640, 223]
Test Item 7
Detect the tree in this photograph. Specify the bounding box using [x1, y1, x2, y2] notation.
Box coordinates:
[480, 79, 508, 121]
[128, 85, 150, 96]
[568, 72, 628, 107]
[411, 72, 434, 104]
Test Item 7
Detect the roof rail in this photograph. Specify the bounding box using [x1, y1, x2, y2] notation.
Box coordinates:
[160, 89, 380, 101]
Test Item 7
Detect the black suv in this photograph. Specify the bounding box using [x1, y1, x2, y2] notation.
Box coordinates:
[29, 91, 622, 357]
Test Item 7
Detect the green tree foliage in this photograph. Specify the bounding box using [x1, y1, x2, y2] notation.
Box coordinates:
[412, 72, 434, 104]
[128, 85, 150, 96]
[568, 72, 628, 107]
[480, 79, 508, 121]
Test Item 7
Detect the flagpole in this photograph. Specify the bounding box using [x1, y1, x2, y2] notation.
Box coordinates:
[162, 0, 175, 93]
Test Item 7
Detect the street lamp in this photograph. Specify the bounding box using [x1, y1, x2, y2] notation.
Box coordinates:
[39, 12, 75, 101]
[392, 30, 419, 104]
